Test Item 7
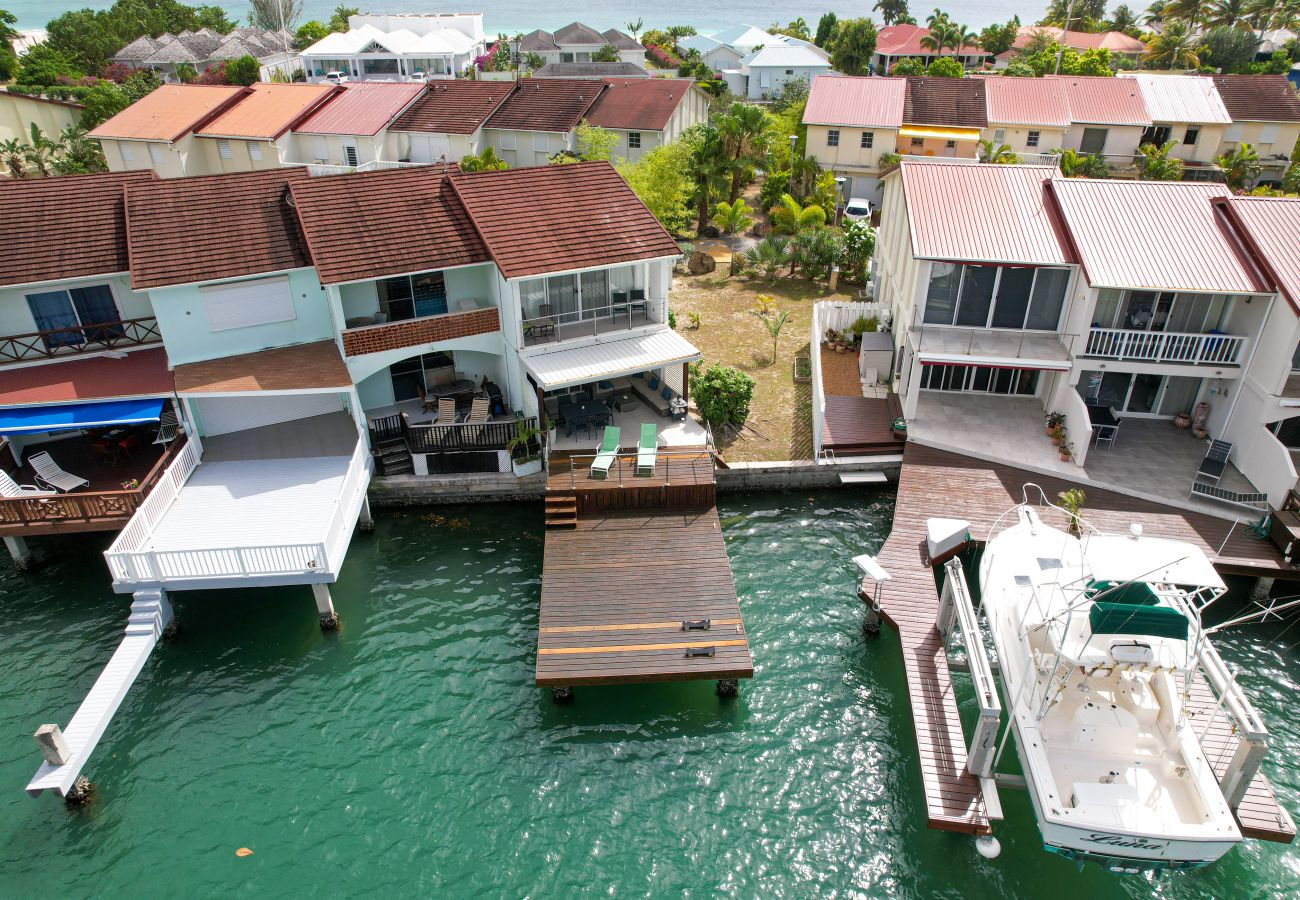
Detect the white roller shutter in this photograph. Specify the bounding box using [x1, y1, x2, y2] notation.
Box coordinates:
[195, 392, 344, 437]
[201, 276, 296, 332]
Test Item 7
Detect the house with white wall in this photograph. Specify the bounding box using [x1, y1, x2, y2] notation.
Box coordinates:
[1121, 73, 1232, 175]
[1055, 75, 1151, 175]
[583, 78, 709, 162]
[192, 83, 339, 173]
[871, 23, 989, 73]
[386, 80, 515, 165]
[89, 84, 248, 178]
[803, 74, 907, 206]
[300, 13, 484, 82]
[290, 81, 425, 170]
[1210, 74, 1300, 186]
[980, 75, 1071, 158]
[481, 78, 602, 166]
[518, 23, 645, 66]
[735, 45, 831, 101]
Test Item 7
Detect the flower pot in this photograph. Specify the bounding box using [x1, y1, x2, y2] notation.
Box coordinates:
[512, 457, 543, 477]
[1059, 453, 1071, 462]
[1173, 412, 1191, 429]
[1051, 436, 1060, 447]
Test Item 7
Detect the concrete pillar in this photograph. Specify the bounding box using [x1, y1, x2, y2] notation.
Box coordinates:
[34, 724, 70, 765]
[313, 583, 340, 631]
[358, 496, 375, 534]
[4, 536, 32, 568]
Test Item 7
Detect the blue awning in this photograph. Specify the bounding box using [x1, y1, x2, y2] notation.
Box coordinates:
[0, 399, 165, 435]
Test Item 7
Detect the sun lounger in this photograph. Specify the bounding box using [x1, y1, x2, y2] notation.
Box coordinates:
[0, 470, 55, 498]
[28, 451, 88, 492]
[635, 423, 657, 476]
[152, 406, 179, 445]
[1196, 439, 1232, 485]
[589, 425, 620, 479]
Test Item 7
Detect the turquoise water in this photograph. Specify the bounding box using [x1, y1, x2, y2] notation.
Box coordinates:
[2, 492, 1299, 897]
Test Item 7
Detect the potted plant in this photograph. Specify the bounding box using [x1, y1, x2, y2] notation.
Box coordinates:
[891, 415, 908, 435]
[506, 418, 544, 477]
[120, 478, 140, 490]
[1044, 411, 1065, 435]
[1058, 488, 1086, 536]
[1050, 425, 1064, 447]
[544, 416, 557, 446]
[1058, 439, 1073, 463]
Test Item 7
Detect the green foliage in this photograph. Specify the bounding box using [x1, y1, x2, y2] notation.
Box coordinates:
[174, 62, 198, 83]
[0, 8, 17, 81]
[889, 56, 926, 76]
[808, 169, 839, 214]
[874, 0, 912, 26]
[1282, 163, 1300, 195]
[978, 18, 1020, 56]
[14, 44, 82, 85]
[790, 227, 844, 280]
[0, 138, 25, 177]
[744, 236, 791, 279]
[295, 21, 329, 45]
[829, 18, 878, 76]
[1201, 26, 1260, 72]
[460, 146, 509, 172]
[1215, 142, 1261, 190]
[978, 139, 1020, 164]
[1251, 50, 1293, 75]
[767, 76, 809, 114]
[689, 363, 755, 426]
[769, 18, 811, 41]
[1013, 42, 1114, 76]
[751, 303, 792, 364]
[814, 12, 838, 47]
[1137, 140, 1185, 181]
[1053, 148, 1109, 178]
[759, 170, 791, 213]
[667, 307, 677, 329]
[505, 417, 543, 462]
[877, 152, 902, 169]
[329, 6, 359, 32]
[0, 122, 107, 177]
[1003, 58, 1037, 76]
[770, 194, 826, 234]
[249, 0, 304, 32]
[523, 52, 545, 71]
[842, 219, 877, 281]
[593, 43, 619, 63]
[710, 199, 753, 235]
[717, 100, 770, 200]
[926, 56, 964, 77]
[574, 121, 619, 162]
[1143, 20, 1200, 68]
[682, 122, 729, 234]
[45, 0, 235, 75]
[224, 54, 262, 86]
[616, 139, 694, 234]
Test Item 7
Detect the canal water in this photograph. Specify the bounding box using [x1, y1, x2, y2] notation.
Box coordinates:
[1, 491, 1297, 896]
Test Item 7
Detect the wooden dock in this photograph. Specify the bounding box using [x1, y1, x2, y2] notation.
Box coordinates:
[537, 449, 753, 691]
[821, 393, 905, 456]
[868, 443, 1297, 839]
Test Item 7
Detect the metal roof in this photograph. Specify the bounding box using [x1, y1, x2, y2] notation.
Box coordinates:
[980, 76, 1072, 128]
[195, 83, 339, 140]
[1052, 76, 1150, 126]
[1048, 179, 1269, 294]
[899, 162, 1074, 266]
[740, 45, 831, 69]
[89, 84, 246, 142]
[1123, 74, 1232, 125]
[1220, 196, 1300, 313]
[521, 329, 702, 390]
[293, 82, 425, 136]
[803, 75, 905, 128]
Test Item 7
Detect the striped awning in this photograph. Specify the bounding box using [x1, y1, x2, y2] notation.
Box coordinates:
[898, 125, 981, 142]
[522, 330, 701, 391]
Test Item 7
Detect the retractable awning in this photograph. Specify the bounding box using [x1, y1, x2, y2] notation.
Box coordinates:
[898, 125, 981, 142]
[522, 330, 702, 391]
[0, 398, 165, 435]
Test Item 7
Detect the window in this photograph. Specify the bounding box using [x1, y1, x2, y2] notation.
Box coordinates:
[1141, 124, 1172, 146]
[954, 265, 997, 326]
[1260, 124, 1279, 145]
[827, 129, 840, 147]
[248, 142, 263, 161]
[389, 352, 454, 402]
[343, 143, 358, 167]
[217, 140, 232, 160]
[992, 128, 1006, 145]
[1183, 127, 1199, 146]
[945, 140, 956, 149]
[498, 132, 516, 151]
[120, 142, 135, 162]
[627, 131, 641, 149]
[25, 285, 122, 349]
[920, 364, 1040, 396]
[148, 144, 163, 164]
[785, 69, 794, 75]
[1080, 127, 1107, 155]
[533, 133, 549, 153]
[1292, 342, 1300, 371]
[200, 276, 295, 332]
[560, 52, 574, 63]
[910, 137, 924, 148]
[923, 262, 962, 325]
[377, 271, 448, 321]
[861, 131, 873, 149]
[923, 263, 1069, 330]
[1027, 130, 1040, 148]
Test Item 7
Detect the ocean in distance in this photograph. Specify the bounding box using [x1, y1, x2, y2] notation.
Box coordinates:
[8, 0, 1041, 37]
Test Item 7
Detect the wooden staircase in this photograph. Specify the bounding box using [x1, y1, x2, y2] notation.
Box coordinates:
[373, 438, 413, 476]
[544, 491, 578, 529]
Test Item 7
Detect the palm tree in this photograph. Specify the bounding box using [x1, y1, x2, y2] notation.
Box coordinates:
[787, 154, 824, 201]
[1206, 0, 1248, 27]
[625, 18, 643, 42]
[1143, 20, 1201, 68]
[1169, 0, 1214, 24]
[977, 139, 1020, 164]
[685, 125, 729, 234]
[874, 0, 911, 25]
[717, 101, 770, 203]
[460, 146, 509, 172]
[52, 124, 108, 175]
[752, 308, 791, 365]
[926, 8, 951, 27]
[0, 138, 27, 177]
[23, 125, 55, 177]
[1054, 148, 1110, 177]
[948, 24, 976, 53]
[711, 199, 754, 234]
[744, 236, 790, 279]
[921, 22, 957, 53]
[1215, 143, 1262, 190]
[770, 194, 826, 234]
[1144, 0, 1173, 24]
[1137, 140, 1185, 180]
[1109, 4, 1140, 33]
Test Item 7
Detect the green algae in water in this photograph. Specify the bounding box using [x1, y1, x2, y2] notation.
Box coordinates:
[1, 491, 1298, 897]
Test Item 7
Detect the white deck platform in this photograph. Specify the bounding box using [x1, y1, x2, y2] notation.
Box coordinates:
[27, 591, 173, 798]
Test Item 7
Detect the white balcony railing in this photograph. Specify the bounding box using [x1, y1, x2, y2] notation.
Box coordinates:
[1082, 328, 1246, 365]
[521, 297, 665, 347]
[299, 160, 429, 177]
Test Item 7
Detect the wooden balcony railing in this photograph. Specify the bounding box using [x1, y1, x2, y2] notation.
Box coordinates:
[0, 316, 162, 364]
[406, 418, 533, 453]
[1083, 328, 1246, 365]
[0, 433, 188, 536]
[341, 307, 500, 357]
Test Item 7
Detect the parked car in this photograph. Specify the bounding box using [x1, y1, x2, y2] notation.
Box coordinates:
[843, 198, 873, 222]
[324, 71, 350, 84]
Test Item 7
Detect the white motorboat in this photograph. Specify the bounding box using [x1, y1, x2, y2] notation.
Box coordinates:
[978, 501, 1243, 872]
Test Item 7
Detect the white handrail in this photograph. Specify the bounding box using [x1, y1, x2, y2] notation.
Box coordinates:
[1083, 328, 1245, 365]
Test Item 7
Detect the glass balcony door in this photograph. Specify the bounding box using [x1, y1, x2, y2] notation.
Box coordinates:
[1078, 370, 1203, 418]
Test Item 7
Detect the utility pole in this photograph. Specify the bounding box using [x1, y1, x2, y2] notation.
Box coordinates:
[1054, 0, 1074, 75]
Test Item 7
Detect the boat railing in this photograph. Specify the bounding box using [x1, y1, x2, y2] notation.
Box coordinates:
[936, 558, 1003, 789]
[1198, 641, 1270, 809]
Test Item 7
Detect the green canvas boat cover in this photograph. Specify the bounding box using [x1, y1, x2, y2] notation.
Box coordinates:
[1086, 580, 1158, 606]
[1089, 601, 1188, 642]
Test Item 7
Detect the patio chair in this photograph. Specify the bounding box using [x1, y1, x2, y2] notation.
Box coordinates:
[437, 398, 456, 424]
[152, 406, 179, 445]
[532, 304, 556, 340]
[635, 423, 658, 477]
[1196, 439, 1233, 485]
[589, 425, 621, 479]
[0, 470, 55, 498]
[460, 396, 491, 441]
[27, 451, 88, 493]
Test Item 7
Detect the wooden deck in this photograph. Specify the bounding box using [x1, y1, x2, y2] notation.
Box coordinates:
[822, 394, 904, 455]
[869, 444, 1298, 838]
[537, 450, 752, 688]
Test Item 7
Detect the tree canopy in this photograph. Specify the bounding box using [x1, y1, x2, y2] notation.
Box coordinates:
[44, 0, 234, 75]
[828, 18, 878, 76]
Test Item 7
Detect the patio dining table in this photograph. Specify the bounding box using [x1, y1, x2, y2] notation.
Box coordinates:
[559, 400, 612, 438]
[427, 379, 477, 399]
[1086, 403, 1120, 447]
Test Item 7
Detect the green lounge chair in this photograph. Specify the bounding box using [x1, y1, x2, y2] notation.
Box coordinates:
[589, 425, 620, 478]
[636, 423, 657, 476]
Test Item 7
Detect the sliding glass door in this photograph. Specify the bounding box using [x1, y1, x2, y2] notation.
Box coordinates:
[1078, 370, 1202, 417]
[923, 262, 1070, 331]
[919, 364, 1040, 396]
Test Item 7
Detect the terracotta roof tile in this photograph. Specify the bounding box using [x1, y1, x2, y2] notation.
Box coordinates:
[290, 165, 490, 285]
[903, 77, 987, 128]
[174, 341, 351, 393]
[196, 82, 339, 140]
[1210, 74, 1300, 123]
[1012, 26, 1146, 54]
[484, 78, 603, 133]
[449, 162, 681, 280]
[388, 81, 516, 134]
[89, 84, 247, 142]
[293, 82, 426, 136]
[584, 78, 694, 131]
[126, 168, 312, 290]
[536, 62, 648, 78]
[0, 171, 156, 288]
[0, 348, 174, 405]
[877, 23, 983, 57]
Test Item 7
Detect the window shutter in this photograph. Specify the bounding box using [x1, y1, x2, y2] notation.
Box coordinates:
[200, 276, 296, 332]
[248, 142, 263, 161]
[217, 140, 233, 160]
[120, 142, 135, 162]
[148, 144, 163, 164]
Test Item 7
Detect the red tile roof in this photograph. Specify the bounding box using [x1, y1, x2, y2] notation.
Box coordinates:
[1049, 179, 1267, 294]
[293, 82, 426, 136]
[903, 77, 987, 128]
[979, 76, 1072, 128]
[584, 78, 694, 131]
[290, 165, 490, 285]
[1209, 74, 1300, 123]
[1012, 26, 1146, 54]
[876, 23, 983, 57]
[0, 348, 173, 406]
[88, 84, 247, 142]
[803, 74, 906, 128]
[388, 81, 517, 134]
[0, 171, 157, 288]
[1219, 196, 1300, 314]
[195, 82, 339, 140]
[125, 168, 312, 290]
[898, 162, 1074, 265]
[1052, 75, 1150, 126]
[448, 162, 681, 280]
[484, 78, 603, 132]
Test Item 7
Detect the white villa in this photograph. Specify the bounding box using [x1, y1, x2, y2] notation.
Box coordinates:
[518, 23, 645, 67]
[299, 13, 485, 82]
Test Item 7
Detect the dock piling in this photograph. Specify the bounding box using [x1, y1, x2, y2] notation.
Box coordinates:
[312, 584, 340, 631]
[357, 496, 375, 534]
[716, 679, 739, 698]
[4, 536, 33, 569]
[34, 724, 70, 766]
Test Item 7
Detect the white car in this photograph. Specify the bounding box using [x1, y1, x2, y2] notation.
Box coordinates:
[843, 198, 873, 221]
[323, 71, 350, 84]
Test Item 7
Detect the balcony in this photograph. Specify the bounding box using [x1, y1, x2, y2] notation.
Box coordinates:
[1082, 328, 1246, 366]
[299, 160, 429, 177]
[522, 297, 663, 347]
[911, 326, 1075, 367]
[341, 306, 501, 357]
[0, 316, 161, 365]
[0, 432, 188, 537]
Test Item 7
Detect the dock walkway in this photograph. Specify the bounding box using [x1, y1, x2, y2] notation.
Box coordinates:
[869, 444, 1297, 839]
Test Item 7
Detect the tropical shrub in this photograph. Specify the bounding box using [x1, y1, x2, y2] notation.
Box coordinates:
[460, 146, 509, 172]
[770, 193, 825, 234]
[790, 228, 844, 280]
[710, 199, 753, 234]
[744, 236, 790, 279]
[1215, 143, 1262, 191]
[690, 364, 756, 426]
[1137, 140, 1184, 181]
[926, 56, 963, 78]
[1053, 148, 1109, 178]
[617, 139, 694, 233]
[890, 56, 925, 76]
[224, 54, 261, 87]
[842, 219, 876, 281]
